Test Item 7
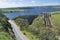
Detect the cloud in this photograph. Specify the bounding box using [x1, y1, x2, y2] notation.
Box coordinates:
[0, 0, 60, 8]
[0, 0, 37, 8]
[0, 0, 24, 8]
[31, 1, 35, 3]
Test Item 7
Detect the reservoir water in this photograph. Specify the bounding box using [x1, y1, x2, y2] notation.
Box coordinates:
[4, 7, 60, 19]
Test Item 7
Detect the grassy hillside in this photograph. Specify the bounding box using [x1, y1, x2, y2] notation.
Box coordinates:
[0, 32, 11, 40]
[51, 13, 60, 35]
[15, 16, 57, 40]
[0, 14, 12, 40]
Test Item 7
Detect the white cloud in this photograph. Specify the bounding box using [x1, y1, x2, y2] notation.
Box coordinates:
[31, 1, 35, 3]
[0, 0, 37, 8]
[0, 0, 60, 8]
[0, 0, 24, 8]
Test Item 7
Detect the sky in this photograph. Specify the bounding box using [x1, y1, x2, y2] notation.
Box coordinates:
[0, 0, 60, 8]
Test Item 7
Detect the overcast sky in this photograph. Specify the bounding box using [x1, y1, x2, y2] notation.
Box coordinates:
[0, 0, 60, 8]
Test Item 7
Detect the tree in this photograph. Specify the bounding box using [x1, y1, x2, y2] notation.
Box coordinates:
[0, 13, 12, 32]
[15, 18, 29, 30]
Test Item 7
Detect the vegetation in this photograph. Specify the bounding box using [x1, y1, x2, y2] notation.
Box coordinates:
[0, 9, 28, 13]
[15, 18, 29, 31]
[1, 7, 60, 40]
[0, 32, 11, 40]
[0, 13, 12, 40]
[15, 15, 58, 40]
[14, 18, 36, 40]
[51, 13, 60, 35]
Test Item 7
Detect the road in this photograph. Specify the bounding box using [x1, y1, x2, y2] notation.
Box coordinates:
[8, 20, 29, 40]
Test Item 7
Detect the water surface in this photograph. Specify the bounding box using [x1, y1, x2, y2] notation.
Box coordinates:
[4, 7, 60, 19]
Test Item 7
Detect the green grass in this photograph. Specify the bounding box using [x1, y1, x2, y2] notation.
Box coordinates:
[0, 13, 12, 40]
[0, 32, 12, 40]
[22, 30, 36, 40]
[51, 13, 60, 35]
[1, 9, 28, 13]
[0, 25, 12, 40]
[52, 14, 60, 28]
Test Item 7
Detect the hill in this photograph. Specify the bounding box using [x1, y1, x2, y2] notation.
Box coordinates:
[14, 14, 58, 40]
[51, 13, 60, 35]
[0, 14, 12, 40]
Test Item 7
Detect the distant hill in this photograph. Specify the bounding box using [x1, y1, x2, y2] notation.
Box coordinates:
[0, 5, 60, 13]
[0, 5, 60, 10]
